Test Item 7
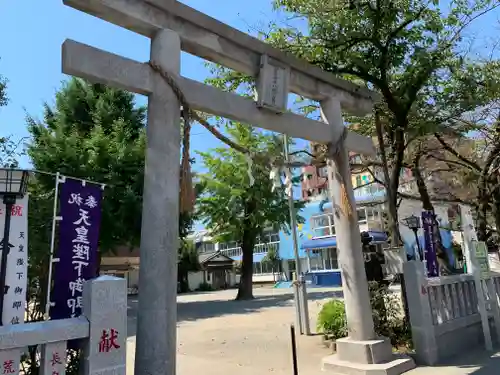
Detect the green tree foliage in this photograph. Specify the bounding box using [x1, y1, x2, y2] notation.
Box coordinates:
[27, 78, 146, 254]
[177, 238, 200, 292]
[0, 61, 7, 108]
[197, 122, 304, 300]
[265, 0, 499, 243]
[21, 79, 146, 374]
[0, 136, 23, 167]
[0, 67, 22, 168]
[262, 244, 281, 281]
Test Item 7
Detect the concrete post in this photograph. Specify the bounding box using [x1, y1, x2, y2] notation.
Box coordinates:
[320, 98, 414, 374]
[284, 134, 310, 335]
[81, 276, 127, 375]
[135, 29, 181, 375]
[460, 204, 492, 350]
[403, 261, 438, 365]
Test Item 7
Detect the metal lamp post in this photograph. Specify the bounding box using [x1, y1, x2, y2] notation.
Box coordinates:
[0, 168, 29, 325]
[404, 215, 422, 261]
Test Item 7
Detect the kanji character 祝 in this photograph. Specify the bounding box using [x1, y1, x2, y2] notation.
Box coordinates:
[85, 195, 98, 209]
[68, 193, 83, 206]
[11, 205, 22, 217]
[73, 209, 91, 226]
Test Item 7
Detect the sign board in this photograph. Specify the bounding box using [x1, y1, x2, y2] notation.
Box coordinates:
[50, 178, 103, 320]
[459, 204, 493, 350]
[0, 195, 29, 326]
[421, 211, 439, 277]
[473, 241, 490, 278]
[0, 195, 29, 375]
[255, 55, 290, 113]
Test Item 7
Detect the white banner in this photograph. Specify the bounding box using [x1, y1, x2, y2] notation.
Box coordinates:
[0, 195, 28, 326]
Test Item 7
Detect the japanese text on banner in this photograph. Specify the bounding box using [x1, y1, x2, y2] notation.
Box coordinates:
[50, 179, 103, 319]
[0, 196, 29, 327]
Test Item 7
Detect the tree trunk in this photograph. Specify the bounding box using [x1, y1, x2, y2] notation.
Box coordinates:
[412, 146, 453, 275]
[375, 110, 403, 245]
[236, 228, 256, 300]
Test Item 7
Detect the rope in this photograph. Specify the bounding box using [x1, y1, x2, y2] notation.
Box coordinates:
[148, 61, 352, 217]
[329, 128, 353, 219]
[149, 61, 264, 213]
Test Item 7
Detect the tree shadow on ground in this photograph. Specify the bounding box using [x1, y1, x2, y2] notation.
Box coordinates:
[126, 289, 343, 337]
[412, 347, 500, 375]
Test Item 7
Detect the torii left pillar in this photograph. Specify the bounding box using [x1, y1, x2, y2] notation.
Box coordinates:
[135, 29, 180, 375]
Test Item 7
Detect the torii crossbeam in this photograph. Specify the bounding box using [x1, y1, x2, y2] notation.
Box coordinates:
[61, 1, 414, 374]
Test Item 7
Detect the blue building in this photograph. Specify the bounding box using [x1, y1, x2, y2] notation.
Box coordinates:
[192, 185, 389, 284]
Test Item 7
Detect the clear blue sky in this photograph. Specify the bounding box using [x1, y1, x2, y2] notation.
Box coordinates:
[0, 0, 307, 169]
[0, 0, 498, 169]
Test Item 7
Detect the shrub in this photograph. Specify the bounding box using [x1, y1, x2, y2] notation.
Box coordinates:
[368, 281, 412, 349]
[316, 282, 412, 350]
[316, 299, 348, 339]
[196, 282, 214, 292]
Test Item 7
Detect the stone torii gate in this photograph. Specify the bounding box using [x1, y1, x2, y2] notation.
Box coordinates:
[61, 0, 415, 374]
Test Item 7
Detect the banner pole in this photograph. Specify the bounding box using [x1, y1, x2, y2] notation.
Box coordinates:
[45, 172, 63, 318]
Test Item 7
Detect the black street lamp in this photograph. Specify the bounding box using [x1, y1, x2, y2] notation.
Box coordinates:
[0, 168, 29, 325]
[404, 214, 423, 261]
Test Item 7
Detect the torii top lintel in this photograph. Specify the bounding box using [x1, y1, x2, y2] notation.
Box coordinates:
[63, 0, 380, 116]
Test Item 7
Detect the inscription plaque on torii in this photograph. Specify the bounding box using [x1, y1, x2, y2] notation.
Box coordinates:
[61, 0, 415, 374]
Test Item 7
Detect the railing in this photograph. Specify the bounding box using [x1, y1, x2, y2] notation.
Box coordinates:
[404, 261, 500, 365]
[220, 241, 280, 258]
[353, 184, 386, 199]
[0, 276, 127, 375]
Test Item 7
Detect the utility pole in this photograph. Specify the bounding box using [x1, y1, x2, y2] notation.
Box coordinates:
[284, 135, 311, 335]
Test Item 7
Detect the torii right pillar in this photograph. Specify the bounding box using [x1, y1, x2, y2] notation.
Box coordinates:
[321, 98, 415, 374]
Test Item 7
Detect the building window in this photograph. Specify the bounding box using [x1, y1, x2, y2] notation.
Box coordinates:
[311, 213, 335, 237]
[355, 175, 362, 187]
[309, 248, 338, 271]
[318, 167, 328, 178]
[253, 262, 262, 274]
[199, 242, 215, 253]
[357, 208, 367, 223]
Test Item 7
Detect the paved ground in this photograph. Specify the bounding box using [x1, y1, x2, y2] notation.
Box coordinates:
[125, 286, 500, 375]
[126, 286, 342, 375]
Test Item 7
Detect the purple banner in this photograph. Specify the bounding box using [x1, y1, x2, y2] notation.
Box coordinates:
[422, 210, 439, 277]
[50, 178, 103, 319]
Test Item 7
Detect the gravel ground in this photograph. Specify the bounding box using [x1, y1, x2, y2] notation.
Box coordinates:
[126, 286, 343, 375]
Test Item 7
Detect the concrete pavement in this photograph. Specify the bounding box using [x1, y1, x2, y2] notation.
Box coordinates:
[125, 286, 499, 375]
[406, 349, 500, 375]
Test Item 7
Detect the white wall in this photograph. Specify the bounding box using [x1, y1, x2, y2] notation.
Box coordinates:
[188, 271, 206, 291]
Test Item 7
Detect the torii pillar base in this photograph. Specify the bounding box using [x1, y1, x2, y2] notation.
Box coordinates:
[322, 338, 415, 375]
